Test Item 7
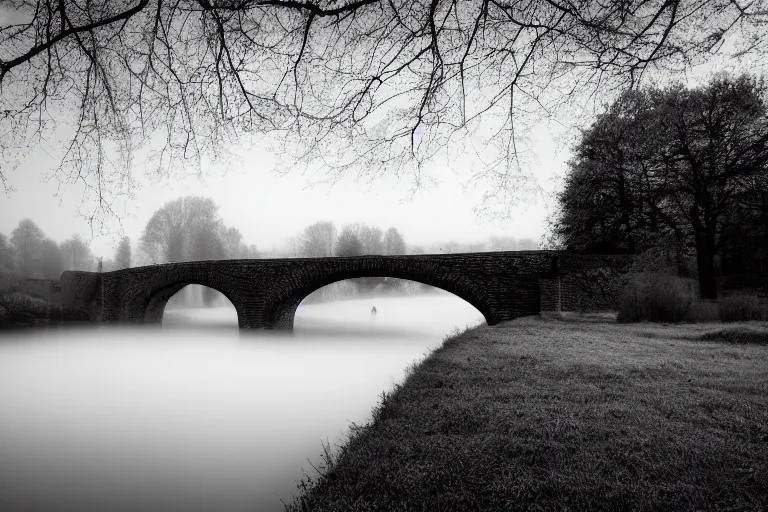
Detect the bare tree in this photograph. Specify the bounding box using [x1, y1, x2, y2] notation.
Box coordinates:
[350, 224, 383, 255]
[407, 244, 425, 255]
[41, 237, 64, 278]
[383, 227, 406, 255]
[2, 0, 766, 225]
[10, 218, 45, 276]
[139, 196, 220, 263]
[221, 227, 248, 259]
[0, 233, 17, 273]
[114, 236, 132, 269]
[60, 234, 95, 271]
[299, 221, 337, 257]
[335, 227, 363, 257]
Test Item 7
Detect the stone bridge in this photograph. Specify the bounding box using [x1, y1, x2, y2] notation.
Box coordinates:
[57, 251, 629, 329]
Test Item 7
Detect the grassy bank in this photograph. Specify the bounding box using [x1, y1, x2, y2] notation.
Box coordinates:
[287, 316, 768, 511]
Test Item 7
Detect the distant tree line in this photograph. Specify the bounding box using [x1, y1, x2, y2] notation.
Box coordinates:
[0, 219, 131, 279]
[277, 221, 538, 302]
[271, 228, 538, 260]
[1, 194, 539, 307]
[550, 73, 768, 299]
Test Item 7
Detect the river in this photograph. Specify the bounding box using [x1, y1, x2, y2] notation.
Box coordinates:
[0, 292, 483, 512]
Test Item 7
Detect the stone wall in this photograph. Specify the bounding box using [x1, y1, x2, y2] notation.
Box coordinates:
[59, 271, 102, 320]
[539, 254, 632, 312]
[539, 278, 561, 312]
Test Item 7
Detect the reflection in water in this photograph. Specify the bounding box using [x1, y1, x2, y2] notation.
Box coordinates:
[0, 295, 483, 512]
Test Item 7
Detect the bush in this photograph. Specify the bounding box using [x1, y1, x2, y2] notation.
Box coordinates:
[718, 294, 767, 322]
[617, 272, 697, 323]
[0, 291, 89, 325]
[699, 326, 768, 344]
[683, 300, 720, 323]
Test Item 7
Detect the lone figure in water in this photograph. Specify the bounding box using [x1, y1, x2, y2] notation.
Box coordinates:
[371, 306, 377, 317]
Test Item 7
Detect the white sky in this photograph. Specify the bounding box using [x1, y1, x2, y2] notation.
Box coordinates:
[0, 121, 567, 259]
[0, 41, 760, 259]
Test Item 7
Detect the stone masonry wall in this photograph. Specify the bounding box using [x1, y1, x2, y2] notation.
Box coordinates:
[539, 278, 560, 312]
[539, 254, 632, 312]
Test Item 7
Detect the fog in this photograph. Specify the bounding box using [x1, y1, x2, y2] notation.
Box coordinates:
[0, 292, 483, 512]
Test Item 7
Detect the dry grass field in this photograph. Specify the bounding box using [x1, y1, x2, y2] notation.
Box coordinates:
[288, 315, 768, 511]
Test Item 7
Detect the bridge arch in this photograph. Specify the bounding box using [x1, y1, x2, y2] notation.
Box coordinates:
[142, 279, 243, 325]
[259, 260, 495, 330]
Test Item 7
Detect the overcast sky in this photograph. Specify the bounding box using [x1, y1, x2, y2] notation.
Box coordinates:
[0, 120, 567, 259]
[0, 45, 758, 260]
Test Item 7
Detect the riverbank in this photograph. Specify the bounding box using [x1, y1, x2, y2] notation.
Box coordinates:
[287, 315, 768, 511]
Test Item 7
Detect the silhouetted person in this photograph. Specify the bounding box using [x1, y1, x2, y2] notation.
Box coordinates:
[371, 306, 377, 316]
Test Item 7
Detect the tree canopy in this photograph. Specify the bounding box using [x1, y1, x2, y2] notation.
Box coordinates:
[139, 196, 253, 263]
[2, 0, 767, 223]
[41, 237, 64, 278]
[552, 74, 768, 298]
[383, 227, 406, 255]
[10, 218, 45, 276]
[0, 233, 16, 273]
[114, 236, 132, 269]
[335, 226, 364, 257]
[139, 196, 220, 263]
[299, 221, 337, 257]
[60, 234, 96, 271]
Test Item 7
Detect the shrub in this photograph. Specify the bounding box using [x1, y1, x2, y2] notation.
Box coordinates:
[683, 300, 720, 323]
[718, 294, 767, 322]
[617, 272, 697, 323]
[0, 291, 89, 324]
[699, 327, 768, 344]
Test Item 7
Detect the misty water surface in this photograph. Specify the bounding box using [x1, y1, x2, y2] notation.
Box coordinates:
[0, 293, 483, 512]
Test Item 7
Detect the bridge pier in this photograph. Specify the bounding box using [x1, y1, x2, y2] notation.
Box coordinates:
[235, 296, 302, 329]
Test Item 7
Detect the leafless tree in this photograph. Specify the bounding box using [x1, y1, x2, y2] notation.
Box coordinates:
[383, 226, 406, 255]
[347, 223, 383, 254]
[60, 233, 95, 271]
[114, 236, 132, 269]
[1, 0, 767, 226]
[334, 225, 364, 257]
[0, 233, 17, 273]
[41, 237, 64, 278]
[298, 221, 336, 256]
[139, 196, 220, 262]
[10, 218, 45, 276]
[221, 226, 249, 258]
